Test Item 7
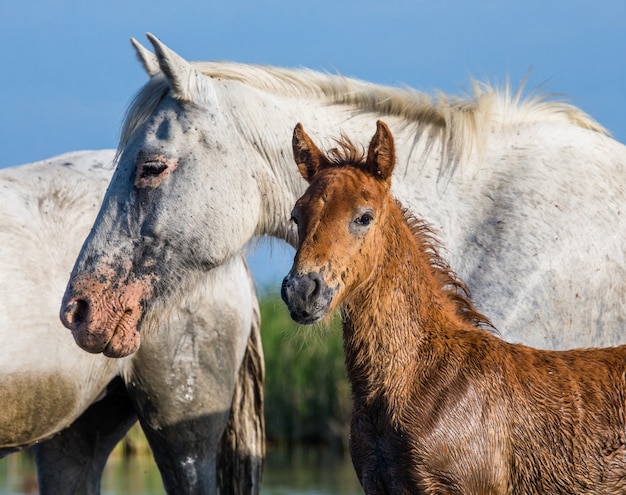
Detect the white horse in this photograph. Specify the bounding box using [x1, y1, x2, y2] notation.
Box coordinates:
[60, 33, 625, 362]
[0, 150, 264, 494]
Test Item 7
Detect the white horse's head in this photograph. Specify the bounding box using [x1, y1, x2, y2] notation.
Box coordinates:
[60, 34, 290, 357]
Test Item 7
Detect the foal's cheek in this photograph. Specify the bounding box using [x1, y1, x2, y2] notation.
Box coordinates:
[335, 264, 361, 297]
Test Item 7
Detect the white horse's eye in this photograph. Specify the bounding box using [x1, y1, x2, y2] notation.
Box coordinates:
[134, 155, 179, 189]
[139, 161, 168, 178]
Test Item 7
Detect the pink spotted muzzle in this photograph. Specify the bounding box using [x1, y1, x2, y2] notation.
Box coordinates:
[60, 267, 156, 358]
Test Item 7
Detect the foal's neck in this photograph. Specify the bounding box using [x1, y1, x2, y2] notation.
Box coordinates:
[341, 203, 480, 403]
[345, 203, 469, 330]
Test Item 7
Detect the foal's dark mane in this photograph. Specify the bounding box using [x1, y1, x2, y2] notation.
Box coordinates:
[328, 135, 494, 332]
[400, 206, 494, 331]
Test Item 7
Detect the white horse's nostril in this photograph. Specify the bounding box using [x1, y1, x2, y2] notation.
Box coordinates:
[61, 298, 90, 329]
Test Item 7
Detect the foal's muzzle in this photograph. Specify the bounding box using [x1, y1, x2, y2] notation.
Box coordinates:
[281, 271, 334, 324]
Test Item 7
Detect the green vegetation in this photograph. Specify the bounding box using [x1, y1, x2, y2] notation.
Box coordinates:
[259, 294, 351, 450]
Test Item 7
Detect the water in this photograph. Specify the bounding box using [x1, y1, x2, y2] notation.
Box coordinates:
[262, 448, 362, 495]
[0, 446, 363, 495]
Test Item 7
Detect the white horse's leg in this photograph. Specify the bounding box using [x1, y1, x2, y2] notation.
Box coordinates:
[130, 320, 239, 494]
[33, 377, 137, 494]
[127, 256, 257, 494]
[34, 298, 263, 495]
[138, 411, 226, 494]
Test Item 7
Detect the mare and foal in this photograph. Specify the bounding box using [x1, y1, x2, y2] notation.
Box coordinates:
[281, 120, 626, 494]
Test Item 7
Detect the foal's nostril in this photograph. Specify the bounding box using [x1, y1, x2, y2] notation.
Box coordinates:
[305, 272, 322, 299]
[62, 298, 90, 329]
[281, 271, 326, 309]
[281, 271, 330, 324]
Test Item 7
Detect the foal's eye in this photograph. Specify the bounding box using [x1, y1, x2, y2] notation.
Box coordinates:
[354, 213, 373, 226]
[290, 213, 299, 226]
[349, 209, 374, 235]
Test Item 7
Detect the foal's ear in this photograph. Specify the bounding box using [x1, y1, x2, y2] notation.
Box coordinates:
[292, 123, 327, 182]
[365, 120, 396, 182]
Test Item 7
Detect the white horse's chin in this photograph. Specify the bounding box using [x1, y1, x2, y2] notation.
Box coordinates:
[104, 313, 142, 358]
[72, 315, 141, 358]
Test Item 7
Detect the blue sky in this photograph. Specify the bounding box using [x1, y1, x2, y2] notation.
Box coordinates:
[2, 0, 625, 289]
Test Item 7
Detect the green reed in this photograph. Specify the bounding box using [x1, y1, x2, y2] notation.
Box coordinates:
[259, 294, 351, 451]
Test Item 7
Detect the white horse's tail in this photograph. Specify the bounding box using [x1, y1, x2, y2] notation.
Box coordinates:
[217, 296, 265, 494]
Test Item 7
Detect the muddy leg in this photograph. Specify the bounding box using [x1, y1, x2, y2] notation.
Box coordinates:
[34, 377, 137, 495]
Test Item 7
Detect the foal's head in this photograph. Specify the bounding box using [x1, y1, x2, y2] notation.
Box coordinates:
[281, 120, 397, 324]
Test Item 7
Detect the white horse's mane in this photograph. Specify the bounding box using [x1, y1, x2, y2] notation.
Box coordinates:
[119, 61, 608, 163]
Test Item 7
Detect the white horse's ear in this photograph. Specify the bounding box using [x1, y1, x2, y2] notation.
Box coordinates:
[145, 32, 204, 102]
[130, 37, 159, 77]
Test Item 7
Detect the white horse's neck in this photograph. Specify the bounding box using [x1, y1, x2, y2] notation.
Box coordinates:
[227, 73, 612, 262]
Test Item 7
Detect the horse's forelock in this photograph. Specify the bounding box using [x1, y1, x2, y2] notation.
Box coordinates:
[117, 76, 170, 158]
[327, 134, 366, 168]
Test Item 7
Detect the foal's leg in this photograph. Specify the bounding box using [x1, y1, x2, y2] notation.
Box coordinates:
[350, 413, 387, 494]
[34, 377, 137, 495]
